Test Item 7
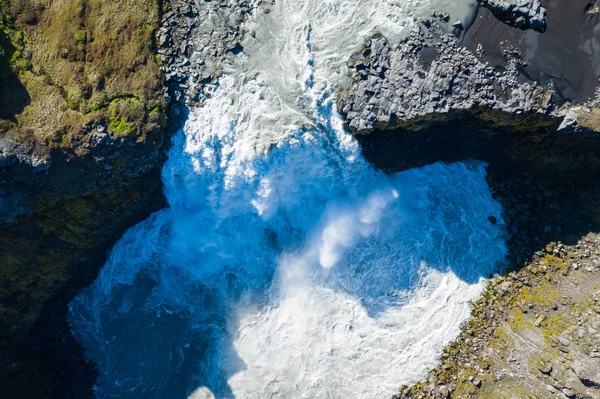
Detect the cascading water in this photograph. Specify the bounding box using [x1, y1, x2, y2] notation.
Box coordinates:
[69, 1, 506, 398]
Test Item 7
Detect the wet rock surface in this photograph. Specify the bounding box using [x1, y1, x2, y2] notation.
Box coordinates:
[158, 0, 260, 113]
[465, 0, 600, 105]
[339, 25, 556, 135]
[479, 0, 547, 31]
[340, 1, 600, 397]
[1, 0, 258, 397]
[340, 0, 600, 136]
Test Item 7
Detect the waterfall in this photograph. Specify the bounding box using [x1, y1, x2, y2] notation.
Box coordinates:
[69, 1, 506, 398]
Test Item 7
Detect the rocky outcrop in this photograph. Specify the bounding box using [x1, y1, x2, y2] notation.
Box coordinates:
[0, 0, 171, 397]
[339, 26, 555, 135]
[338, 1, 600, 397]
[479, 0, 547, 31]
[157, 0, 255, 111]
[338, 1, 600, 173]
[340, 0, 599, 137]
[396, 235, 600, 399]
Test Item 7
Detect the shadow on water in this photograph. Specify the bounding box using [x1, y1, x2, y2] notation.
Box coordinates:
[0, 30, 30, 123]
[357, 112, 600, 279]
[324, 160, 508, 318]
[67, 91, 517, 398]
[68, 211, 247, 399]
[70, 148, 507, 398]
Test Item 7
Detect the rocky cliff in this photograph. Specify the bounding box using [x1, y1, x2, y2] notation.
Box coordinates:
[1, 0, 599, 397]
[0, 0, 255, 396]
[0, 0, 172, 396]
[337, 0, 600, 397]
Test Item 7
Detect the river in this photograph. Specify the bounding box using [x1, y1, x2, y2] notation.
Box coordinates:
[69, 1, 507, 398]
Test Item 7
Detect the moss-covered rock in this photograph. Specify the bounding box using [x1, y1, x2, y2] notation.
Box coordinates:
[0, 0, 171, 397]
[396, 236, 600, 399]
[0, 0, 166, 148]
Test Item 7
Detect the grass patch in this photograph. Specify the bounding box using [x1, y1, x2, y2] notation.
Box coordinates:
[107, 97, 147, 138]
[0, 0, 165, 147]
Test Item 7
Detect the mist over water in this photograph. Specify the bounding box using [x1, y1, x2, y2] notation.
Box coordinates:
[69, 1, 506, 398]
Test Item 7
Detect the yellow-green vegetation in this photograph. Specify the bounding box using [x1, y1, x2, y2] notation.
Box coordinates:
[0, 0, 165, 147]
[107, 97, 164, 139]
[575, 106, 600, 132]
[0, 1, 169, 393]
[398, 236, 600, 398]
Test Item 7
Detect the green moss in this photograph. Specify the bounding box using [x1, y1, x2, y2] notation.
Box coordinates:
[107, 97, 147, 138]
[0, 0, 165, 147]
[108, 115, 135, 135]
[74, 29, 86, 43]
[66, 92, 81, 111]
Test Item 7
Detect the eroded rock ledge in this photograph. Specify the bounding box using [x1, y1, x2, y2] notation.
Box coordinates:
[336, 1, 600, 398]
[339, 29, 555, 135]
[338, 18, 599, 137]
[1, 0, 258, 397]
[479, 0, 547, 31]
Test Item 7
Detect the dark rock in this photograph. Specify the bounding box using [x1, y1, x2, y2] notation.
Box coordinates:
[339, 27, 558, 135]
[159, 32, 171, 47]
[478, 0, 547, 32]
[465, 0, 599, 105]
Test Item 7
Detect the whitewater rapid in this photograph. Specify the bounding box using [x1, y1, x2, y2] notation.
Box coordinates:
[69, 1, 506, 398]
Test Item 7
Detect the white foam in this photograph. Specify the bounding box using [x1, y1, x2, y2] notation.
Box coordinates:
[68, 1, 506, 398]
[229, 268, 485, 398]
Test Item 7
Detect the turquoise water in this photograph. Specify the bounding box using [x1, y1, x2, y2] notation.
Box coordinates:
[68, 2, 505, 397]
